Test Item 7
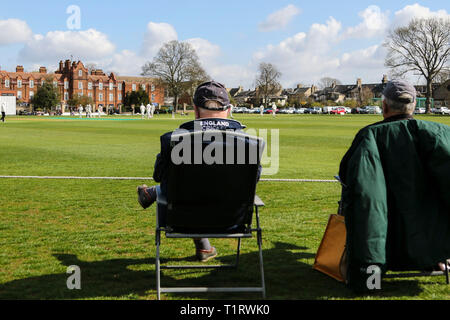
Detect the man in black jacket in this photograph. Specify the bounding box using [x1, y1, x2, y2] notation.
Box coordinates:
[136, 81, 252, 262]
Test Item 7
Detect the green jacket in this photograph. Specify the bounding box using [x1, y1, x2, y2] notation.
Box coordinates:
[339, 114, 450, 291]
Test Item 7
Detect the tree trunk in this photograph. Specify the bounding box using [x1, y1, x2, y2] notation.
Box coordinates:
[174, 95, 179, 112]
[425, 79, 433, 114]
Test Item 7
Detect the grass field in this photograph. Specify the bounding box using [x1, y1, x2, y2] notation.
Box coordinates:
[0, 114, 449, 300]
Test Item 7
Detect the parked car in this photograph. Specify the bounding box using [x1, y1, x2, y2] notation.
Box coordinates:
[364, 106, 382, 114]
[311, 107, 322, 114]
[294, 108, 306, 114]
[322, 106, 337, 114]
[414, 108, 426, 114]
[330, 107, 346, 115]
[437, 107, 450, 115]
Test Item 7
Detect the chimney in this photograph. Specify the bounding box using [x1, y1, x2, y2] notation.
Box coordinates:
[297, 84, 303, 89]
[16, 65, 24, 73]
[357, 78, 362, 88]
[65, 59, 71, 71]
[39, 67, 47, 74]
[59, 61, 64, 72]
[311, 85, 317, 93]
[382, 75, 388, 84]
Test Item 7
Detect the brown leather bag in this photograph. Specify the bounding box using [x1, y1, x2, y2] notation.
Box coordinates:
[313, 214, 348, 282]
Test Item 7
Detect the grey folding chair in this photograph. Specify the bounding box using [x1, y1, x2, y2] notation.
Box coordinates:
[154, 130, 266, 300]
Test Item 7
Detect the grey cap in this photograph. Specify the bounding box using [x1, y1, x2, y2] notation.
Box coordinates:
[193, 81, 230, 110]
[383, 80, 416, 103]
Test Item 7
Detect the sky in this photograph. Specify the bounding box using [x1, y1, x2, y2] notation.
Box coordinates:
[0, 0, 449, 89]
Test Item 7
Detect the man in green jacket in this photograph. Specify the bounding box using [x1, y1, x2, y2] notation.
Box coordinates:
[339, 80, 450, 292]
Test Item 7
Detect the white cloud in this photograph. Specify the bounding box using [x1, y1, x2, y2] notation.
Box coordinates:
[105, 50, 146, 76]
[19, 29, 115, 63]
[141, 22, 178, 58]
[393, 3, 449, 28]
[253, 17, 343, 86]
[344, 5, 389, 39]
[0, 19, 32, 45]
[185, 37, 253, 88]
[259, 5, 301, 32]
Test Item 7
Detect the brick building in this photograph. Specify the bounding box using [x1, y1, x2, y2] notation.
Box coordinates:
[0, 60, 164, 113]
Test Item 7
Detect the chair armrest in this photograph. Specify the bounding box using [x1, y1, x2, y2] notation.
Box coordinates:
[156, 185, 167, 206]
[254, 195, 265, 207]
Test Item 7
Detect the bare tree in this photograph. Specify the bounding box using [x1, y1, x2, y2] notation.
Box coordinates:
[318, 77, 342, 89]
[384, 17, 450, 113]
[255, 62, 282, 107]
[141, 40, 208, 111]
[433, 69, 450, 84]
[85, 63, 97, 74]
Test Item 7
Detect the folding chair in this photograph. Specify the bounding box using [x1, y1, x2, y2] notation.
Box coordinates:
[154, 130, 266, 300]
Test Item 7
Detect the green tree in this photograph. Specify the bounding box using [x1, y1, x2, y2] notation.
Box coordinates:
[124, 88, 149, 108]
[31, 79, 60, 111]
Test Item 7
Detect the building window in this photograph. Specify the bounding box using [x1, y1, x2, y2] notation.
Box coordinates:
[78, 82, 83, 90]
[118, 83, 122, 90]
[132, 84, 136, 91]
[64, 81, 69, 89]
[30, 80, 34, 88]
[109, 82, 113, 91]
[99, 93, 103, 101]
[88, 92, 92, 98]
[99, 82, 103, 90]
[88, 82, 93, 90]
[151, 84, 155, 91]
[141, 84, 146, 91]
[53, 81, 58, 88]
[17, 91, 22, 99]
[41, 80, 44, 86]
[78, 70, 83, 77]
[118, 93, 122, 101]
[5, 79, 10, 87]
[30, 91, 34, 99]
[151, 94, 155, 102]
[17, 79, 22, 88]
[64, 92, 69, 101]
[109, 93, 114, 101]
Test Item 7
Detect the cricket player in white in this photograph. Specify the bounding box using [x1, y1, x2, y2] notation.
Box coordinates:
[272, 103, 277, 117]
[1, 102, 6, 123]
[260, 105, 264, 116]
[151, 104, 156, 118]
[140, 104, 146, 119]
[146, 103, 152, 119]
[78, 105, 84, 118]
[97, 105, 102, 118]
[86, 104, 92, 118]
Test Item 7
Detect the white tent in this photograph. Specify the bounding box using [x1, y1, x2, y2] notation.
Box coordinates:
[0, 96, 16, 115]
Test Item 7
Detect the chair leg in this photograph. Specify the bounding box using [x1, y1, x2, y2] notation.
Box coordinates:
[235, 238, 241, 268]
[156, 229, 161, 300]
[446, 261, 449, 285]
[257, 229, 266, 299]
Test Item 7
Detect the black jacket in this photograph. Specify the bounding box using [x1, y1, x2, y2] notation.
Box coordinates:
[153, 118, 260, 195]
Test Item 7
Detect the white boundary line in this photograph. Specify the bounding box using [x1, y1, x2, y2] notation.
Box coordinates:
[0, 175, 338, 183]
